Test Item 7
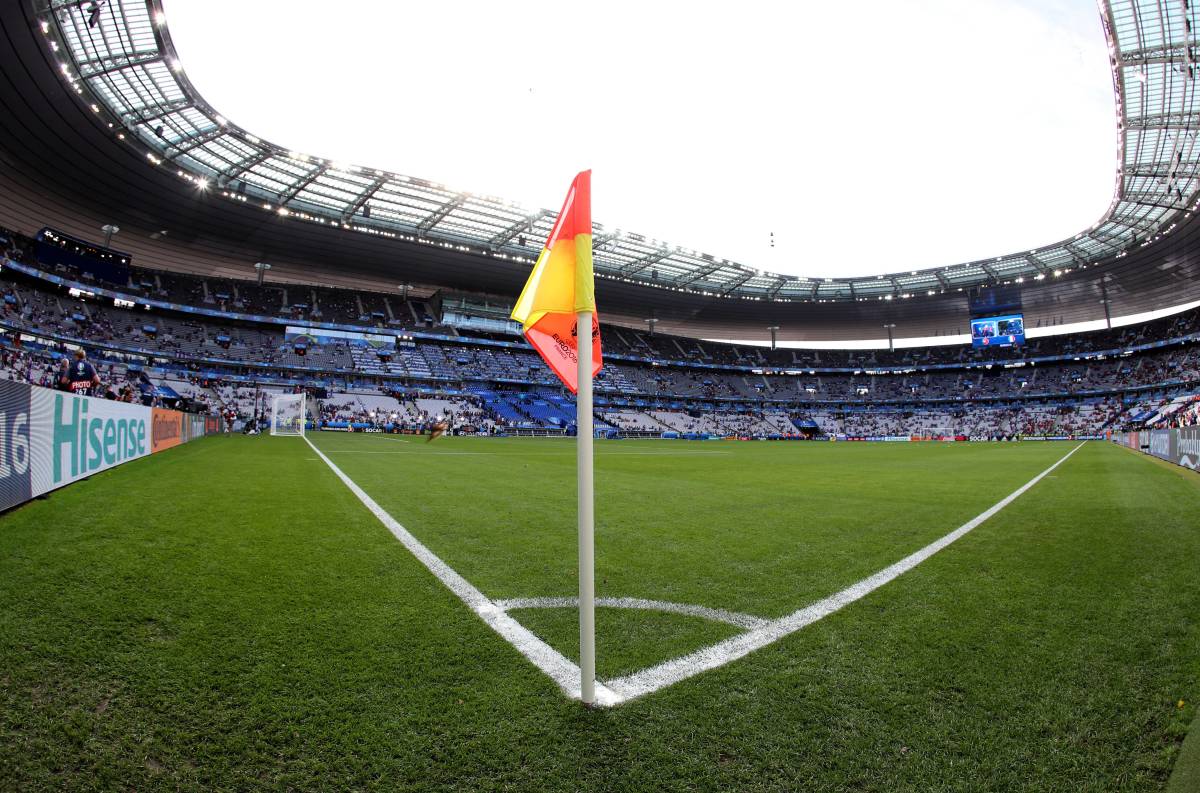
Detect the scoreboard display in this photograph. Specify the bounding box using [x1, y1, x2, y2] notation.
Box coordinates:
[971, 314, 1025, 347]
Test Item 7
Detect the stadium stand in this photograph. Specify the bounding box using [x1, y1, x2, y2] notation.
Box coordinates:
[2, 234, 1197, 439]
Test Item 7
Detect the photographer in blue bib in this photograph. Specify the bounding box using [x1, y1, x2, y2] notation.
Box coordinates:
[67, 349, 100, 396]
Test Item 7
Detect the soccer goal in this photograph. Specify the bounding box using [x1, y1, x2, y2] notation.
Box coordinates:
[270, 393, 307, 437]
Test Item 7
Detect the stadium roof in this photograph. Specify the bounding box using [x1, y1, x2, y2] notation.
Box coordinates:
[35, 0, 1200, 303]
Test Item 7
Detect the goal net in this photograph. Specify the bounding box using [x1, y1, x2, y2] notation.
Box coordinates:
[270, 393, 306, 437]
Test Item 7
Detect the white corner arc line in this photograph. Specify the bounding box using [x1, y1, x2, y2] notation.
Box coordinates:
[602, 441, 1087, 704]
[495, 596, 769, 630]
[303, 437, 621, 706]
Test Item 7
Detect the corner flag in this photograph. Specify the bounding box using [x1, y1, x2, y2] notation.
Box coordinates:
[511, 171, 601, 705]
[511, 170, 602, 393]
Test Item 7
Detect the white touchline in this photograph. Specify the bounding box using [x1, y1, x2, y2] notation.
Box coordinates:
[307, 434, 1085, 708]
[303, 436, 622, 706]
[602, 441, 1087, 703]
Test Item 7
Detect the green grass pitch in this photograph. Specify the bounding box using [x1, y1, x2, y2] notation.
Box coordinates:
[0, 434, 1198, 791]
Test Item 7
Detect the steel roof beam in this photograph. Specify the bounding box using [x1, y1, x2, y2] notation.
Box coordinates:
[417, 194, 468, 233]
[619, 248, 672, 276]
[1107, 214, 1160, 233]
[77, 51, 162, 78]
[721, 272, 755, 295]
[1120, 190, 1187, 209]
[591, 230, 621, 250]
[1089, 222, 1132, 243]
[487, 209, 550, 248]
[219, 149, 270, 180]
[278, 166, 327, 206]
[340, 174, 388, 220]
[1125, 159, 1198, 177]
[164, 127, 224, 159]
[677, 263, 722, 287]
[1078, 231, 1126, 253]
[128, 103, 195, 127]
[1063, 242, 1090, 266]
[1125, 112, 1200, 129]
[1023, 254, 1048, 273]
[119, 97, 191, 124]
[1119, 42, 1197, 65]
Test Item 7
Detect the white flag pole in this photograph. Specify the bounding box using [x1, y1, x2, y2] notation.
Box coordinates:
[576, 309, 596, 705]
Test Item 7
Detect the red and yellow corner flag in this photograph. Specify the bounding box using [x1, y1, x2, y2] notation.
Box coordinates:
[511, 170, 602, 394]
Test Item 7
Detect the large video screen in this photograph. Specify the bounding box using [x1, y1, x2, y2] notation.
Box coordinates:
[971, 314, 1025, 347]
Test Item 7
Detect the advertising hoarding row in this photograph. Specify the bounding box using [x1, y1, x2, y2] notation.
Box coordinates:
[1114, 427, 1200, 472]
[0, 381, 222, 514]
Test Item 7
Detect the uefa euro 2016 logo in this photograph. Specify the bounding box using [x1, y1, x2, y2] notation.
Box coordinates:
[569, 318, 600, 341]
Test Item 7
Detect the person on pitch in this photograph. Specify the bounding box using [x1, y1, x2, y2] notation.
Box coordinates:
[427, 415, 449, 443]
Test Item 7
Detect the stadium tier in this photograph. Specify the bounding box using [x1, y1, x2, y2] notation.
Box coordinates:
[0, 233, 1197, 438]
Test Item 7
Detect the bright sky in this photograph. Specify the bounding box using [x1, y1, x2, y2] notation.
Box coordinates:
[164, 0, 1116, 279]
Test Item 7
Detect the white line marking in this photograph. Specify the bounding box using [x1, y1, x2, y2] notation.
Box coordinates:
[602, 442, 1087, 704]
[496, 597, 769, 630]
[590, 451, 729, 458]
[323, 449, 728, 457]
[303, 436, 621, 706]
[325, 450, 491, 455]
[307, 435, 1084, 707]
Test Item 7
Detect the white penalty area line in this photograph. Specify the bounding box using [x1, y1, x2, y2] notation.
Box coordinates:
[302, 436, 622, 706]
[602, 441, 1087, 702]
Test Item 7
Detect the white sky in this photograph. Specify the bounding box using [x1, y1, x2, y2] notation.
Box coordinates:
[164, 0, 1116, 279]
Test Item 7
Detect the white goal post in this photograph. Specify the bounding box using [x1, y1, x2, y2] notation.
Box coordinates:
[270, 393, 307, 437]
